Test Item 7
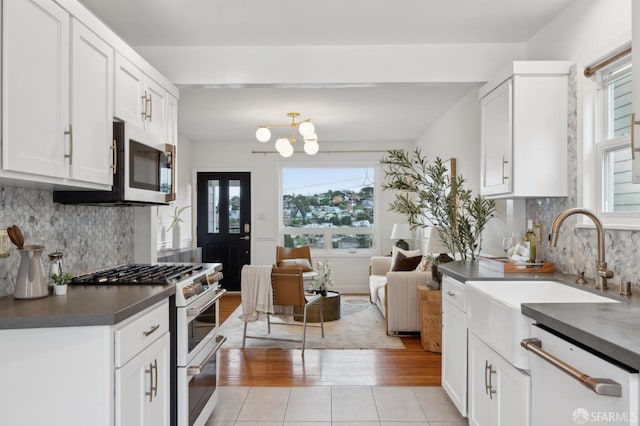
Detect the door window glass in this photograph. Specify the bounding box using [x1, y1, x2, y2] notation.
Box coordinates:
[207, 180, 220, 234]
[229, 180, 241, 234]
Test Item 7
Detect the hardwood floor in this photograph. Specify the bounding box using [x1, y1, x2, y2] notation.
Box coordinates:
[218, 294, 442, 387]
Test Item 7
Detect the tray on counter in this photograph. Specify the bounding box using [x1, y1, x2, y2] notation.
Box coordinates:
[479, 256, 555, 274]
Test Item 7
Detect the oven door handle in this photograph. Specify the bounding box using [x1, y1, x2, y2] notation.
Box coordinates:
[187, 294, 219, 317]
[187, 335, 226, 376]
[521, 338, 622, 397]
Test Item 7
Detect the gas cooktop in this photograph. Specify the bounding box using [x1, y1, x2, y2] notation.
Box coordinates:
[72, 263, 207, 285]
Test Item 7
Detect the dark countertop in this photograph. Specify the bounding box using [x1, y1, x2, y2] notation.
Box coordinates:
[521, 302, 640, 371]
[0, 284, 175, 329]
[441, 260, 640, 370]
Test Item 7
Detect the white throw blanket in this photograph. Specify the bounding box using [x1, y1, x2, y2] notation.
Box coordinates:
[240, 265, 273, 321]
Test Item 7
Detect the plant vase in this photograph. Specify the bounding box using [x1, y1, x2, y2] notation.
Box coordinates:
[54, 284, 68, 296]
[172, 222, 181, 249]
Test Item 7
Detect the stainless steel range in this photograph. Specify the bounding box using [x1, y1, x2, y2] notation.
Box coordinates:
[73, 263, 226, 426]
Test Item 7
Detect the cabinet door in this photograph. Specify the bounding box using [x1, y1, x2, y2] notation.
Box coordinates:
[495, 348, 530, 426]
[69, 19, 114, 186]
[2, 0, 69, 178]
[166, 94, 178, 147]
[145, 78, 167, 140]
[442, 299, 467, 416]
[116, 333, 170, 426]
[145, 332, 170, 426]
[115, 53, 146, 128]
[480, 79, 512, 196]
[468, 332, 495, 426]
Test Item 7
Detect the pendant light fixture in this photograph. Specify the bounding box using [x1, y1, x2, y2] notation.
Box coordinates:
[255, 112, 319, 157]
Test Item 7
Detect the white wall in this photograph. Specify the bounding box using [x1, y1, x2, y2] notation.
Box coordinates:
[188, 140, 412, 294]
[157, 134, 195, 249]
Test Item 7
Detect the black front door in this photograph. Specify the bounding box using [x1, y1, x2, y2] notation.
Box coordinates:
[196, 172, 251, 291]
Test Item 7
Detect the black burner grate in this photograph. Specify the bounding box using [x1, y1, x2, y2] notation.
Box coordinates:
[72, 264, 204, 285]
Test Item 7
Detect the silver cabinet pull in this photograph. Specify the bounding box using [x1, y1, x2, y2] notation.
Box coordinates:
[501, 156, 509, 183]
[141, 91, 148, 119]
[143, 324, 160, 337]
[521, 338, 622, 397]
[484, 360, 496, 399]
[147, 93, 152, 120]
[111, 139, 117, 174]
[446, 290, 456, 296]
[144, 359, 158, 402]
[64, 124, 73, 165]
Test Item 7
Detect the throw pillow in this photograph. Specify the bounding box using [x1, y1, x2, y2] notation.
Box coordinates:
[390, 246, 422, 271]
[415, 256, 431, 272]
[277, 258, 314, 272]
[391, 252, 423, 271]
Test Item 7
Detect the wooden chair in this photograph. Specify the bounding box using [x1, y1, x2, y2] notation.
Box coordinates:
[242, 267, 324, 355]
[275, 245, 319, 282]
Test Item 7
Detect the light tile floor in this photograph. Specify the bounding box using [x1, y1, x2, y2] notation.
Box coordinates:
[206, 386, 468, 426]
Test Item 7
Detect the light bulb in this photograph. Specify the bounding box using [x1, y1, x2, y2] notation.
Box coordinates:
[298, 121, 315, 137]
[304, 140, 319, 155]
[280, 143, 294, 157]
[256, 127, 271, 142]
[275, 137, 290, 153]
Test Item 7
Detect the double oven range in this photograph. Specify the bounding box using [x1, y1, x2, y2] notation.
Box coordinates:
[73, 263, 226, 426]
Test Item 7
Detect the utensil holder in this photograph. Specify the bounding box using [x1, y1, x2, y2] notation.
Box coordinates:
[14, 245, 48, 299]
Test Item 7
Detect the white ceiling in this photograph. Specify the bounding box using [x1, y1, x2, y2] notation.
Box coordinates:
[79, 0, 575, 146]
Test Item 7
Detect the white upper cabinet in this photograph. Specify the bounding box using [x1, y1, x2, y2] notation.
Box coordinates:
[70, 19, 114, 186]
[479, 61, 571, 198]
[115, 53, 168, 141]
[2, 0, 70, 179]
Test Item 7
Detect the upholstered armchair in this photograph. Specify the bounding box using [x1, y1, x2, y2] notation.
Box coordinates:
[369, 253, 432, 335]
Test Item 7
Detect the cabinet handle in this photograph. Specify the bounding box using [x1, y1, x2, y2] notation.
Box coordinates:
[521, 338, 622, 397]
[141, 91, 148, 119]
[631, 113, 640, 160]
[501, 156, 509, 183]
[143, 324, 160, 336]
[484, 360, 496, 399]
[145, 359, 158, 402]
[147, 93, 152, 120]
[64, 125, 73, 165]
[446, 290, 456, 296]
[111, 139, 117, 174]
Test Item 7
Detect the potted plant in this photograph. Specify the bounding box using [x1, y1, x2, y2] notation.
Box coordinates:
[311, 259, 333, 296]
[380, 149, 496, 261]
[167, 205, 190, 249]
[51, 272, 73, 295]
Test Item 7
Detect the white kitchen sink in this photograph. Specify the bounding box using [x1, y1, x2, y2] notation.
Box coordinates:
[466, 280, 619, 370]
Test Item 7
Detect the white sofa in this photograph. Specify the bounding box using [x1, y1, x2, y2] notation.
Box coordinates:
[369, 256, 432, 335]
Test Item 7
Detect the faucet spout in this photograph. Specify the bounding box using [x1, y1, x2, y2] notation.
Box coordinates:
[549, 208, 612, 291]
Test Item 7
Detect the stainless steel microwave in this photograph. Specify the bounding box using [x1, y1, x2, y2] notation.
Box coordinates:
[54, 122, 176, 206]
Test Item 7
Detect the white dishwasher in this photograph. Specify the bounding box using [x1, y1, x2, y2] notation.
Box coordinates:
[523, 325, 639, 426]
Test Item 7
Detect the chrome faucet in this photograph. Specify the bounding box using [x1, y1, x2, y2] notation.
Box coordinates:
[549, 208, 613, 291]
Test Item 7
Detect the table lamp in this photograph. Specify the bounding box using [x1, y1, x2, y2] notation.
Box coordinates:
[422, 227, 453, 264]
[390, 224, 413, 250]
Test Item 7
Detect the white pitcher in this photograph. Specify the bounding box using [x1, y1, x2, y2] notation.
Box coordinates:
[14, 245, 48, 299]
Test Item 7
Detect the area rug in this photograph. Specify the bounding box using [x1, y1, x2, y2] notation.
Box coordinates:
[218, 296, 405, 350]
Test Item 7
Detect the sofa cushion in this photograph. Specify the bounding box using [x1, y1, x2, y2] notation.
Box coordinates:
[390, 246, 422, 271]
[391, 252, 423, 271]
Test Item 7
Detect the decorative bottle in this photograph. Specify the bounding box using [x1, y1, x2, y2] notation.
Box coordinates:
[524, 219, 537, 263]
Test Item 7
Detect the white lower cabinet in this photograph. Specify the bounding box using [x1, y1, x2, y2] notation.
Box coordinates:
[117, 332, 170, 426]
[468, 331, 530, 426]
[442, 275, 468, 416]
[0, 299, 169, 426]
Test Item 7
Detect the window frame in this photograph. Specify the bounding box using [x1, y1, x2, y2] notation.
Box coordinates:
[581, 46, 640, 229]
[278, 161, 380, 256]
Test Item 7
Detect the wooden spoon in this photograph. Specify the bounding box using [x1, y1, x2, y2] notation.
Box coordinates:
[7, 225, 24, 249]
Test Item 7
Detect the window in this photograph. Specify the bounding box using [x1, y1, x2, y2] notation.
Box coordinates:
[583, 50, 640, 228]
[280, 166, 376, 252]
[597, 58, 640, 213]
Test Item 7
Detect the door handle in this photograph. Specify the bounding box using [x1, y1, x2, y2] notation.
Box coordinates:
[240, 236, 250, 240]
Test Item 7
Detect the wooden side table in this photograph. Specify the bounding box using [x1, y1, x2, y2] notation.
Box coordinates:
[418, 284, 442, 353]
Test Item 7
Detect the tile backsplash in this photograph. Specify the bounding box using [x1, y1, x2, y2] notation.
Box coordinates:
[0, 186, 134, 296]
[526, 66, 640, 287]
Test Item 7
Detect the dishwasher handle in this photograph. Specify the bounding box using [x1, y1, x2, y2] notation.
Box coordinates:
[521, 338, 622, 397]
